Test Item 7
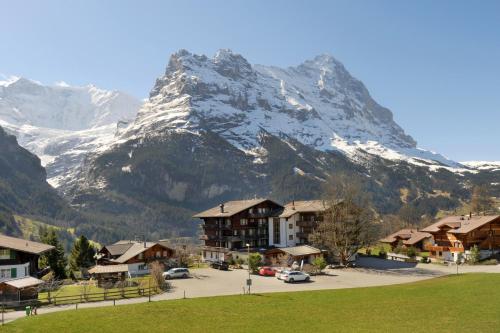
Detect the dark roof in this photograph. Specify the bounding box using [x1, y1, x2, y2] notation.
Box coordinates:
[100, 241, 174, 264]
[0, 234, 54, 255]
[193, 198, 283, 218]
[103, 243, 134, 256]
[421, 215, 500, 234]
[380, 229, 432, 245]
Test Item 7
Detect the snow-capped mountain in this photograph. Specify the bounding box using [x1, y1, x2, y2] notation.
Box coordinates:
[0, 77, 141, 187]
[123, 49, 462, 170]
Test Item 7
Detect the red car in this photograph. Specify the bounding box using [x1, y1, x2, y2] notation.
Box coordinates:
[258, 266, 276, 276]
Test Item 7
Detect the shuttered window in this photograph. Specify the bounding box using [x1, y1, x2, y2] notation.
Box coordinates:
[10, 268, 16, 278]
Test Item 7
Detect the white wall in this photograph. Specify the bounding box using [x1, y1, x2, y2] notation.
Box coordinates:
[127, 262, 149, 276]
[268, 215, 300, 248]
[0, 263, 30, 281]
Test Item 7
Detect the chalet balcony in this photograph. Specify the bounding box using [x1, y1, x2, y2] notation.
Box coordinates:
[296, 232, 309, 239]
[296, 220, 319, 227]
[425, 245, 450, 252]
[202, 224, 231, 230]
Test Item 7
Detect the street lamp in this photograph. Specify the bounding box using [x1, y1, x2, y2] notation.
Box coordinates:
[246, 243, 251, 294]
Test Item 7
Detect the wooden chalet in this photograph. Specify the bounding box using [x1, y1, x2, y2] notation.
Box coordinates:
[194, 199, 284, 261]
[421, 215, 500, 261]
[96, 240, 174, 276]
[88, 264, 129, 287]
[0, 234, 53, 302]
[379, 229, 433, 251]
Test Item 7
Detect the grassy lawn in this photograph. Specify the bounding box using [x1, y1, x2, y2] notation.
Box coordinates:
[38, 276, 156, 304]
[4, 273, 500, 332]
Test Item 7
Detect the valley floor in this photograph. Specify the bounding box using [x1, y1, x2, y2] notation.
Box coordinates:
[3, 273, 500, 332]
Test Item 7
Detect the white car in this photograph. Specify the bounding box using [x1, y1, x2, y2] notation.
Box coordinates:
[162, 268, 190, 280]
[276, 270, 290, 280]
[281, 271, 310, 283]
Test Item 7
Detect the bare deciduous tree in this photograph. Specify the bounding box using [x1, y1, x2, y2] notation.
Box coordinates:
[309, 176, 379, 266]
[149, 261, 170, 291]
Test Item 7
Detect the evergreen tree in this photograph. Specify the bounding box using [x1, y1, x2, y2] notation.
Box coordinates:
[69, 235, 96, 272]
[40, 228, 67, 279]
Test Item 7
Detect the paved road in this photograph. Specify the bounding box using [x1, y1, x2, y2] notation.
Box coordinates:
[3, 259, 499, 324]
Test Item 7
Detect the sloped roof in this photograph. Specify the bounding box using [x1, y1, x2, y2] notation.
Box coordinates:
[88, 264, 129, 274]
[109, 242, 173, 264]
[104, 243, 134, 256]
[1, 276, 44, 289]
[193, 199, 283, 218]
[380, 229, 432, 245]
[0, 234, 54, 255]
[266, 245, 321, 257]
[279, 200, 329, 218]
[421, 215, 500, 234]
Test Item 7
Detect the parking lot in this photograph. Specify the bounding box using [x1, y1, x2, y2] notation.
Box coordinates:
[155, 262, 443, 301]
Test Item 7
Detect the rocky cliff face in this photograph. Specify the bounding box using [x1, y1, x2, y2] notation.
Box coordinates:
[0, 125, 69, 234]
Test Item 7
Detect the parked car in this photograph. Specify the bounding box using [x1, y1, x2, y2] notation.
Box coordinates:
[281, 271, 310, 283]
[210, 261, 229, 270]
[275, 269, 290, 280]
[258, 266, 276, 276]
[163, 268, 190, 279]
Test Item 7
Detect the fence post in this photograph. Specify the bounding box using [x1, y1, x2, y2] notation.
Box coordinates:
[148, 278, 151, 302]
[2, 303, 4, 326]
[113, 299, 115, 306]
[183, 290, 186, 299]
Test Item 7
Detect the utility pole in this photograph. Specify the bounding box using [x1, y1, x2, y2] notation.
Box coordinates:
[246, 243, 251, 294]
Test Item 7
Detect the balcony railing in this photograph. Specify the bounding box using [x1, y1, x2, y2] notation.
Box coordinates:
[296, 232, 309, 239]
[296, 220, 319, 227]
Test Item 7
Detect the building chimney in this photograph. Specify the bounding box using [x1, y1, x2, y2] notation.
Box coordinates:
[292, 200, 295, 210]
[219, 204, 224, 213]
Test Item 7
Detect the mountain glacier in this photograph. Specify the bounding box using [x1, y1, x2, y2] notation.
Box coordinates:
[122, 49, 463, 170]
[0, 77, 141, 187]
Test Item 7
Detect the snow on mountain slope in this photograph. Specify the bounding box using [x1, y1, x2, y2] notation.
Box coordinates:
[461, 161, 500, 171]
[123, 49, 463, 170]
[0, 77, 141, 187]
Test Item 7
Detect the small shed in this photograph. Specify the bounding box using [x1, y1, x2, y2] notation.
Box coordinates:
[0, 276, 44, 302]
[88, 264, 129, 287]
[265, 245, 322, 266]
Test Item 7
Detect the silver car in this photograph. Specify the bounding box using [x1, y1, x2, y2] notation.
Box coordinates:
[162, 268, 190, 279]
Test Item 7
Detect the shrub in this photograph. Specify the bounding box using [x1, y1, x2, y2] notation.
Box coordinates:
[248, 253, 262, 273]
[378, 246, 387, 259]
[312, 256, 327, 274]
[468, 245, 481, 264]
[406, 247, 418, 258]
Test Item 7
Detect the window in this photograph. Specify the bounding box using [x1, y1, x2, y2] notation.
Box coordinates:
[240, 219, 248, 226]
[233, 230, 239, 236]
[289, 235, 294, 240]
[25, 266, 29, 276]
[289, 224, 293, 229]
[0, 269, 10, 278]
[273, 218, 280, 244]
[249, 208, 255, 214]
[0, 249, 10, 260]
[155, 251, 161, 258]
[138, 264, 148, 271]
[163, 250, 168, 257]
[138, 253, 144, 260]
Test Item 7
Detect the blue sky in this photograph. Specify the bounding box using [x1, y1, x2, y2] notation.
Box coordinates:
[1, 0, 499, 161]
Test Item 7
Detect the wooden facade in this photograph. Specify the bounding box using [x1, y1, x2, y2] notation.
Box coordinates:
[422, 215, 500, 260]
[198, 199, 283, 250]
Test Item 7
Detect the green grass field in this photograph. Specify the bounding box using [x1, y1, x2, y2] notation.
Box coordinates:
[4, 274, 500, 333]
